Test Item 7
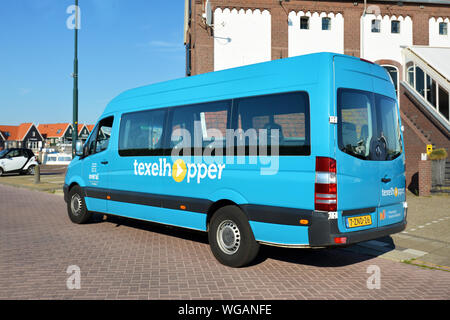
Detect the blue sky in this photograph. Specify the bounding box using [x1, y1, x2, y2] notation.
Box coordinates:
[0, 0, 186, 126]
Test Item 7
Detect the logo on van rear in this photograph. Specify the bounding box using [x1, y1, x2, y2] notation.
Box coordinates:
[381, 187, 404, 197]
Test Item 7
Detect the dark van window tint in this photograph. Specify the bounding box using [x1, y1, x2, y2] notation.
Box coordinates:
[84, 116, 114, 156]
[338, 89, 402, 161]
[169, 100, 230, 154]
[338, 90, 374, 160]
[234, 92, 310, 155]
[119, 109, 166, 156]
[375, 95, 402, 160]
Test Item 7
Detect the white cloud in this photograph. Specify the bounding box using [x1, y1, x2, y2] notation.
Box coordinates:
[137, 40, 184, 53]
[19, 88, 32, 95]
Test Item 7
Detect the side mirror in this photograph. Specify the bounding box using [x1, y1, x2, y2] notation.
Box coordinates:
[75, 140, 84, 157]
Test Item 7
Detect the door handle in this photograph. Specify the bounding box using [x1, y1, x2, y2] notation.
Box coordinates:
[101, 161, 108, 165]
[381, 177, 391, 183]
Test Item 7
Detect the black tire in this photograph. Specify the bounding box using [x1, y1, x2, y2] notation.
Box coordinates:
[0, 167, 3, 176]
[27, 165, 35, 175]
[208, 205, 260, 267]
[67, 185, 91, 224]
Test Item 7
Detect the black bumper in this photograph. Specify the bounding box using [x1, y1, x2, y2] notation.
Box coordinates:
[63, 184, 69, 203]
[308, 211, 407, 247]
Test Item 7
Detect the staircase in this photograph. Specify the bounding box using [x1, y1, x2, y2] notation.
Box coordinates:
[401, 111, 433, 145]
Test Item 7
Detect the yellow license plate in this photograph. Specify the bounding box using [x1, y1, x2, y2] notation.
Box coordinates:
[347, 215, 372, 228]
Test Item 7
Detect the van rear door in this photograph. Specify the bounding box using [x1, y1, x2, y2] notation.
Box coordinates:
[333, 56, 380, 232]
[373, 76, 406, 227]
[334, 55, 406, 232]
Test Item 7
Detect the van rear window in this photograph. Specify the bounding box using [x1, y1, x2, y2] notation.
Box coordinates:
[337, 88, 402, 161]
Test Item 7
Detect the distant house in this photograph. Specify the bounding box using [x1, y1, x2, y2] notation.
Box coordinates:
[38, 123, 74, 146]
[0, 131, 5, 150]
[86, 124, 95, 133]
[0, 123, 44, 150]
[77, 124, 91, 141]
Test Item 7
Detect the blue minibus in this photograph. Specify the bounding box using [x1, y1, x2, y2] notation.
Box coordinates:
[64, 53, 407, 267]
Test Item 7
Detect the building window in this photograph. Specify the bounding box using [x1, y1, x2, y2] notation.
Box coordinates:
[300, 16, 309, 30]
[322, 17, 331, 31]
[391, 20, 400, 34]
[415, 66, 425, 97]
[383, 66, 399, 96]
[426, 74, 437, 107]
[371, 19, 381, 33]
[406, 61, 414, 87]
[438, 86, 449, 121]
[439, 22, 448, 35]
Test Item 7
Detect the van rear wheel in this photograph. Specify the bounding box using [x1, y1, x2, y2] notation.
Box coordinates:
[67, 185, 91, 224]
[208, 205, 259, 267]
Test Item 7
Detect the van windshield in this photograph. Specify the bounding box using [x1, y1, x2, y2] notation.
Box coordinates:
[337, 88, 402, 161]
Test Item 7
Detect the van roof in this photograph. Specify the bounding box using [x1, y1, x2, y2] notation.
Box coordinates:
[102, 52, 387, 116]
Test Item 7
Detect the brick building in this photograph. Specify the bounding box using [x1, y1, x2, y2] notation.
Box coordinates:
[184, 0, 450, 190]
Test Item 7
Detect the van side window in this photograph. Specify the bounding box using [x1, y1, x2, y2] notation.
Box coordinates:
[85, 116, 114, 156]
[119, 109, 167, 156]
[234, 92, 310, 156]
[96, 117, 114, 152]
[169, 100, 230, 154]
[85, 125, 99, 156]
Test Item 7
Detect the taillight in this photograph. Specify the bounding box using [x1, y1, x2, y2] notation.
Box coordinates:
[315, 157, 337, 212]
[334, 237, 347, 244]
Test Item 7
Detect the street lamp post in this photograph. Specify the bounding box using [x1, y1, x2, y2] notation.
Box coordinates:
[72, 0, 79, 157]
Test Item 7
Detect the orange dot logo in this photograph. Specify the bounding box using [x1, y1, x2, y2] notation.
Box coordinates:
[172, 159, 187, 183]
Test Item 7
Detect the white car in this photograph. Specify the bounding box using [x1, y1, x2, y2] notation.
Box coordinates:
[0, 148, 40, 176]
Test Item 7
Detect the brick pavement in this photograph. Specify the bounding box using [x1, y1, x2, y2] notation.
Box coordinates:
[0, 184, 449, 300]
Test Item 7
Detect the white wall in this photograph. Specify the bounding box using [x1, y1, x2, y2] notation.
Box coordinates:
[361, 14, 412, 64]
[213, 8, 271, 71]
[288, 11, 344, 57]
[429, 17, 450, 47]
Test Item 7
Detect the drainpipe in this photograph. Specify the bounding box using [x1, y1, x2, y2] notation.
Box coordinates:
[361, 0, 367, 58]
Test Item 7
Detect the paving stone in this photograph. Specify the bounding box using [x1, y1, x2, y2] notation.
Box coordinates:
[0, 184, 449, 300]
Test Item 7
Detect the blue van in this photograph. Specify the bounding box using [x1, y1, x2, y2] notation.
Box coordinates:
[64, 53, 407, 267]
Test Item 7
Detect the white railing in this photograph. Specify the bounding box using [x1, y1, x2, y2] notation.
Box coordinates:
[402, 47, 450, 131]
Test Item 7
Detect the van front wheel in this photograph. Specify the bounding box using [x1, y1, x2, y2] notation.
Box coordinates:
[67, 185, 91, 224]
[208, 205, 259, 267]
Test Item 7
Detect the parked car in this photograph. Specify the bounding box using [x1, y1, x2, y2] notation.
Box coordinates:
[0, 148, 40, 176]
